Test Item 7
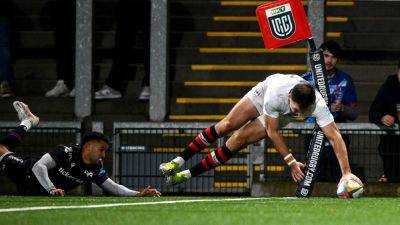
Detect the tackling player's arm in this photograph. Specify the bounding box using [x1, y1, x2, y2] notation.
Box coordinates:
[32, 153, 65, 196]
[264, 115, 305, 182]
[100, 178, 161, 197]
[320, 122, 363, 185]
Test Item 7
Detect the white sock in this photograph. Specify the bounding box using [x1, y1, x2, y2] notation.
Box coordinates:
[182, 169, 192, 179]
[172, 156, 185, 167]
[20, 120, 31, 131]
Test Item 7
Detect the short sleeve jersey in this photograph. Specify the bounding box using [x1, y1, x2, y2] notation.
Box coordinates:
[262, 74, 334, 127]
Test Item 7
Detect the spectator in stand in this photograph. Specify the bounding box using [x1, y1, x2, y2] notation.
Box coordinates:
[369, 60, 400, 183]
[0, 0, 14, 98]
[44, 0, 75, 97]
[44, 0, 150, 101]
[302, 40, 358, 182]
[95, 0, 150, 101]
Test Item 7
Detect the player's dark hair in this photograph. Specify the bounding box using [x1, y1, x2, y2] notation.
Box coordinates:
[319, 40, 342, 58]
[291, 83, 316, 109]
[81, 132, 110, 146]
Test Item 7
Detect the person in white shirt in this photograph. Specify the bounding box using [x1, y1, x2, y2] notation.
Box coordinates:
[160, 74, 362, 188]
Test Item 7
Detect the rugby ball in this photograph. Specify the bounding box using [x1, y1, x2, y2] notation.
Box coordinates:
[337, 179, 364, 199]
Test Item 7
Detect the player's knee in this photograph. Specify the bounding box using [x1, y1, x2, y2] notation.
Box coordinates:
[219, 119, 236, 134]
[230, 131, 248, 149]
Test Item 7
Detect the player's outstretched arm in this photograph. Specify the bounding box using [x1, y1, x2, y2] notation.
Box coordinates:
[32, 153, 65, 196]
[264, 115, 305, 182]
[321, 122, 363, 185]
[100, 178, 161, 197]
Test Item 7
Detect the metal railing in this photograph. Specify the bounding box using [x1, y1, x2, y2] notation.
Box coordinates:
[113, 122, 250, 194]
[262, 123, 400, 183]
[113, 122, 400, 194]
[2, 121, 398, 195]
[0, 121, 82, 194]
[0, 122, 82, 158]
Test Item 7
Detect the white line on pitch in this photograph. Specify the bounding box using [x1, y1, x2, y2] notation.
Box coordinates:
[0, 197, 297, 213]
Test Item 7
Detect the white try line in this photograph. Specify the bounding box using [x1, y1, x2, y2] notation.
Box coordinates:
[0, 197, 297, 213]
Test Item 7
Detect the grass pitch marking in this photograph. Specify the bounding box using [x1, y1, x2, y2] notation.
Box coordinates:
[0, 197, 297, 213]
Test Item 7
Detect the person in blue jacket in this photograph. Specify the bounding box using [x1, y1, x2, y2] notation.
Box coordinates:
[302, 40, 358, 182]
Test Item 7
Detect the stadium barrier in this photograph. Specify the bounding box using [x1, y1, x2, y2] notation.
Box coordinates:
[113, 122, 250, 194]
[0, 121, 82, 194]
[0, 121, 82, 158]
[264, 123, 400, 183]
[0, 121, 107, 195]
[113, 122, 399, 194]
[1, 121, 398, 195]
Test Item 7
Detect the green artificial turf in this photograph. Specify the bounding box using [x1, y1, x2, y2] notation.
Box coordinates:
[0, 196, 399, 225]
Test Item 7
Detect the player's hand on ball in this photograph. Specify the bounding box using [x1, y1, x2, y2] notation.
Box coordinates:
[138, 186, 161, 197]
[49, 188, 65, 197]
[337, 173, 364, 198]
[341, 173, 363, 187]
[290, 161, 305, 183]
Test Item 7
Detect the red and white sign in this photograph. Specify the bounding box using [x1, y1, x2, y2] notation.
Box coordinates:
[256, 0, 312, 49]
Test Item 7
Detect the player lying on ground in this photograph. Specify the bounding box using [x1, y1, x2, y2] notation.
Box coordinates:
[160, 74, 363, 186]
[0, 101, 161, 197]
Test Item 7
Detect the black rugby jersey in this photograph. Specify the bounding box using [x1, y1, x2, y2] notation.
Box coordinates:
[47, 145, 109, 192]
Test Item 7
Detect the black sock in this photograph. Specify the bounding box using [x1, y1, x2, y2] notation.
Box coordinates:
[0, 126, 27, 151]
[189, 144, 234, 177]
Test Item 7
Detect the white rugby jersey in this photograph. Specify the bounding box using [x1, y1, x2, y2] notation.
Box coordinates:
[262, 74, 334, 127]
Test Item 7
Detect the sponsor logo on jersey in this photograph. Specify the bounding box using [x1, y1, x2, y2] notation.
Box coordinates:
[64, 146, 73, 160]
[58, 167, 84, 184]
[84, 170, 93, 178]
[64, 146, 73, 153]
[98, 168, 106, 177]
